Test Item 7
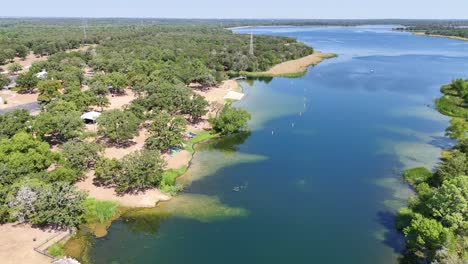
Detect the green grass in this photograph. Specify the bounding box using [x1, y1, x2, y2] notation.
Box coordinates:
[240, 70, 307, 78]
[47, 242, 65, 257]
[185, 131, 216, 153]
[402, 167, 433, 186]
[83, 198, 119, 224]
[160, 131, 217, 194]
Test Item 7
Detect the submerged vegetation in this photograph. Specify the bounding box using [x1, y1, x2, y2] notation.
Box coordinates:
[397, 80, 468, 263]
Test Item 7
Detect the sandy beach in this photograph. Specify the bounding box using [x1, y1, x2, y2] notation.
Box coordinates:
[259, 51, 336, 76]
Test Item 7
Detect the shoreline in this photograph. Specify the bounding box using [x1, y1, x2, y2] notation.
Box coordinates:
[241, 51, 337, 78]
[412, 31, 468, 41]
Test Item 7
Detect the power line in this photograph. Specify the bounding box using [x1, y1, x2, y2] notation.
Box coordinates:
[249, 33, 254, 56]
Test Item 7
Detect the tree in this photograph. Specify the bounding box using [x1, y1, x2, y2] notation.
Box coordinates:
[115, 150, 165, 194]
[60, 140, 102, 178]
[97, 109, 140, 143]
[146, 112, 187, 151]
[7, 186, 38, 223]
[185, 94, 209, 121]
[30, 182, 86, 227]
[7, 63, 23, 74]
[15, 45, 28, 60]
[0, 109, 32, 139]
[33, 110, 84, 141]
[15, 72, 39, 93]
[0, 132, 59, 185]
[403, 214, 450, 261]
[428, 176, 467, 232]
[37, 80, 62, 102]
[445, 118, 468, 141]
[106, 72, 128, 94]
[94, 157, 122, 187]
[209, 104, 251, 135]
[0, 74, 9, 88]
[93, 95, 110, 111]
[433, 151, 468, 186]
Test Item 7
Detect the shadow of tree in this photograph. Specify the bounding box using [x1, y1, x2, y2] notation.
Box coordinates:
[428, 136, 455, 149]
[376, 211, 406, 254]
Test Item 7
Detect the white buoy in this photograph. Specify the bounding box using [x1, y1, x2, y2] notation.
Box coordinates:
[292, 123, 295, 128]
[272, 130, 274, 135]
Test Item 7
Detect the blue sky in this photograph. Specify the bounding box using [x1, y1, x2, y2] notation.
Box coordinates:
[2, 0, 468, 19]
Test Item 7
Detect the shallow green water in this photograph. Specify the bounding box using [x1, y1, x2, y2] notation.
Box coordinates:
[87, 26, 468, 263]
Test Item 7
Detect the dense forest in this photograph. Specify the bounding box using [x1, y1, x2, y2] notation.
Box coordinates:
[397, 79, 467, 263]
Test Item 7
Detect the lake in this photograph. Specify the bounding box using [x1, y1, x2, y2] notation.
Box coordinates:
[86, 25, 468, 263]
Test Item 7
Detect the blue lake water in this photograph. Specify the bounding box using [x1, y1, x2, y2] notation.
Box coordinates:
[87, 26, 468, 264]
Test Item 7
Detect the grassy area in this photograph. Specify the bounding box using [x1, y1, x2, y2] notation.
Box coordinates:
[47, 241, 65, 257]
[402, 167, 433, 186]
[160, 131, 217, 193]
[83, 198, 120, 224]
[240, 70, 307, 78]
[184, 130, 216, 153]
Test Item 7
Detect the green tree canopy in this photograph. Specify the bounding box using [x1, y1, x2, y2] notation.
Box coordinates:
[37, 80, 62, 102]
[146, 112, 187, 151]
[60, 140, 102, 180]
[209, 104, 251, 135]
[0, 109, 32, 139]
[428, 175, 467, 232]
[33, 110, 84, 141]
[97, 109, 140, 143]
[15, 72, 39, 93]
[0, 132, 59, 185]
[7, 63, 23, 74]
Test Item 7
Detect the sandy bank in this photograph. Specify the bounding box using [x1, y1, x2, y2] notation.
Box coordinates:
[76, 171, 171, 208]
[0, 223, 68, 264]
[257, 51, 336, 77]
[413, 32, 468, 41]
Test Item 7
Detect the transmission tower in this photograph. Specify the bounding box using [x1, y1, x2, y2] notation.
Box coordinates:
[249, 33, 254, 56]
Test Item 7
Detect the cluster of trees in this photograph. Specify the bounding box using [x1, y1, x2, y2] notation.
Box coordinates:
[397, 81, 468, 263]
[0, 20, 263, 229]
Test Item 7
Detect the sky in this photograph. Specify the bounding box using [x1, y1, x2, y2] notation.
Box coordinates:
[1, 0, 468, 19]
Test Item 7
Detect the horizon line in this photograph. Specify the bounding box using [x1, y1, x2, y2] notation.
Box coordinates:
[1, 16, 468, 21]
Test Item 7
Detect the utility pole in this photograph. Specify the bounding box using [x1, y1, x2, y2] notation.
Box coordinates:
[249, 33, 254, 56]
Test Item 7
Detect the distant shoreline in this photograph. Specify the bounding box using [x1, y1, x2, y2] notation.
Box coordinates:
[413, 31, 468, 42]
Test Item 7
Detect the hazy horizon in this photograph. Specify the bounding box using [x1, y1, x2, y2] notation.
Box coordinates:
[2, 0, 468, 20]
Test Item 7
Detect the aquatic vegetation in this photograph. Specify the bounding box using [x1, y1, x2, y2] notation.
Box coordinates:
[122, 194, 248, 225]
[178, 150, 267, 186]
[376, 139, 442, 169]
[389, 106, 447, 122]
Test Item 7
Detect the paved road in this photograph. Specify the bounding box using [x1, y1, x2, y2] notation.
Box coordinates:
[0, 101, 40, 114]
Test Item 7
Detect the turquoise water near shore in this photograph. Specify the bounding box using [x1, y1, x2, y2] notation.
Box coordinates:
[87, 26, 468, 263]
